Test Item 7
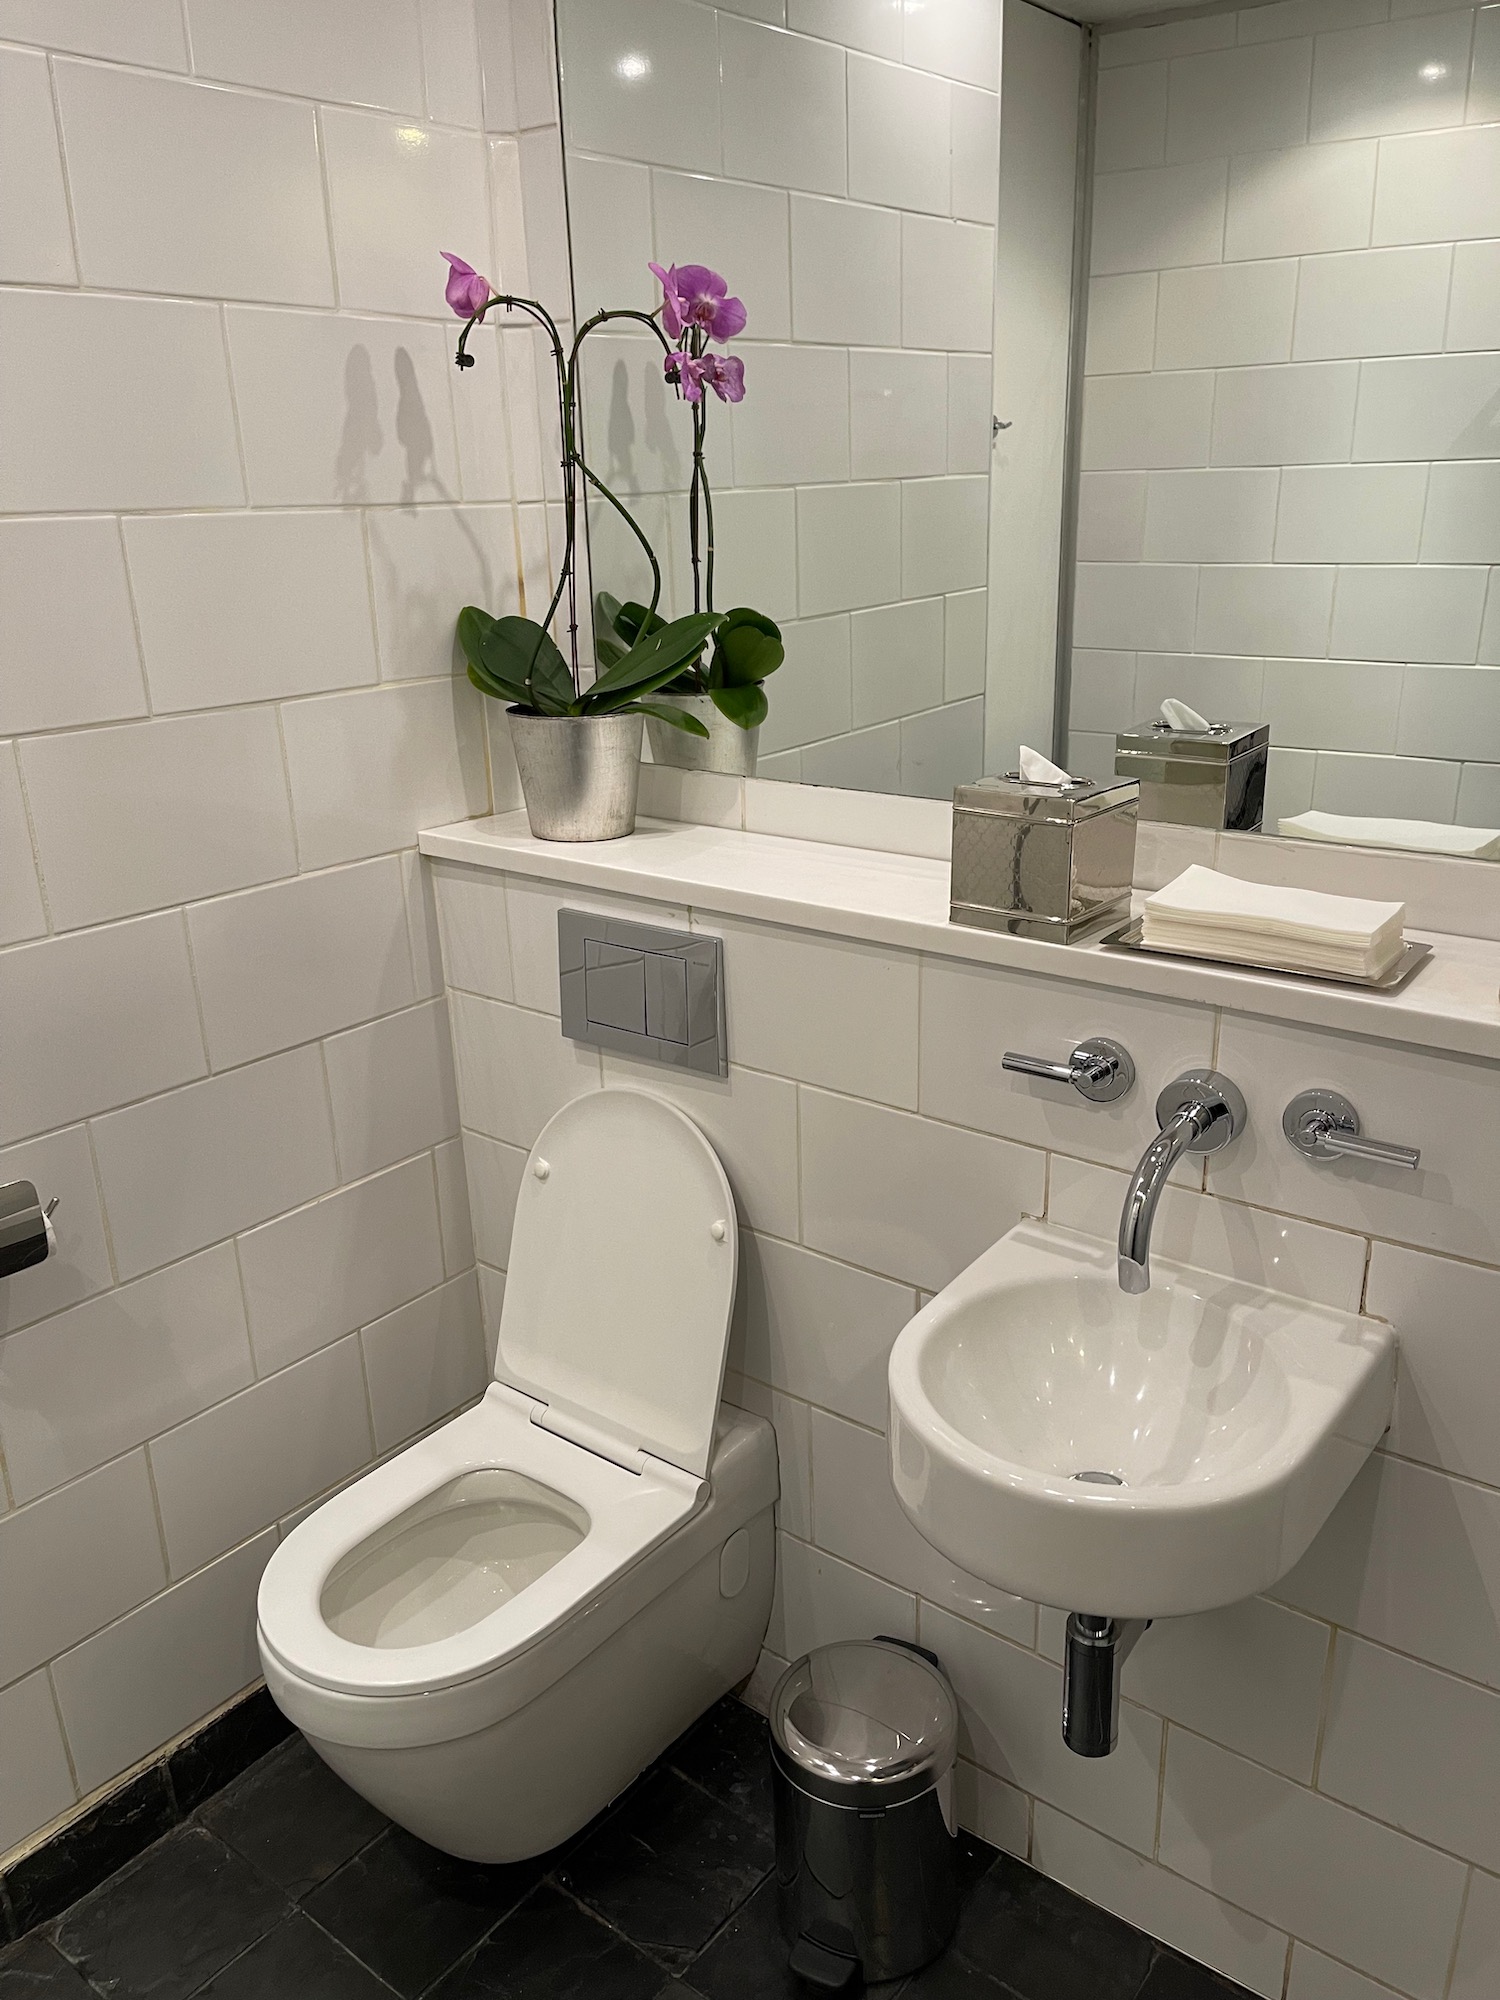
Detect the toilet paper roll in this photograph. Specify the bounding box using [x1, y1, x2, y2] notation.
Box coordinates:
[0, 1179, 54, 1280]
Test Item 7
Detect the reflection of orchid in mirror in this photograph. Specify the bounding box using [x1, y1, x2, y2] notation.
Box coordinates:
[649, 262, 746, 344]
[664, 350, 746, 406]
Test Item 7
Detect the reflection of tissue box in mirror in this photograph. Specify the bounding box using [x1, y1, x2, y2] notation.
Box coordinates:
[1114, 719, 1269, 833]
[950, 773, 1138, 941]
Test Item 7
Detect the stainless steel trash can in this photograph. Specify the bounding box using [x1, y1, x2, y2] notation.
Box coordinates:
[769, 1637, 960, 1990]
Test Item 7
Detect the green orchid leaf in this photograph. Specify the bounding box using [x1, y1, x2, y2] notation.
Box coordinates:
[594, 635, 627, 670]
[614, 598, 667, 647]
[466, 661, 533, 708]
[709, 681, 769, 730]
[630, 700, 711, 737]
[469, 612, 575, 713]
[709, 607, 784, 688]
[586, 610, 722, 704]
[594, 590, 624, 641]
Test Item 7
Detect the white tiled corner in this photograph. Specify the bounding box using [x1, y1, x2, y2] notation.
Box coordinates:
[0, 292, 243, 513]
[1159, 1728, 1467, 1998]
[188, 859, 415, 1071]
[721, 14, 847, 195]
[731, 1230, 916, 1430]
[0, 47, 75, 286]
[186, 0, 425, 110]
[1031, 1806, 1291, 1999]
[420, 0, 483, 126]
[461, 1128, 527, 1271]
[50, 1529, 276, 1797]
[954, 1760, 1030, 1859]
[1285, 1947, 1407, 2000]
[715, 916, 918, 1106]
[362, 1271, 488, 1454]
[125, 510, 378, 712]
[280, 680, 488, 872]
[0, 914, 207, 1147]
[799, 1086, 1045, 1293]
[91, 1045, 339, 1280]
[21, 709, 298, 932]
[923, 1604, 1163, 1855]
[54, 63, 333, 305]
[600, 1057, 799, 1242]
[449, 989, 601, 1147]
[768, 1534, 916, 1659]
[324, 999, 461, 1180]
[0, 1245, 252, 1504]
[0, 1672, 76, 1855]
[0, 1454, 166, 1687]
[236, 1155, 445, 1375]
[434, 1134, 476, 1274]
[810, 1407, 1034, 1641]
[1367, 1241, 1500, 1487]
[796, 482, 902, 616]
[152, 1337, 373, 1577]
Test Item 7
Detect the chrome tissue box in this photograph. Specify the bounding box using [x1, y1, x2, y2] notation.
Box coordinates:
[949, 774, 1138, 942]
[1114, 719, 1269, 833]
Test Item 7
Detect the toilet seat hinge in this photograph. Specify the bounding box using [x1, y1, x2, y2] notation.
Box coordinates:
[531, 1401, 649, 1476]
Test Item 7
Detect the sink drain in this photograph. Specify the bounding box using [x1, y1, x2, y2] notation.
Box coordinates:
[1073, 1469, 1124, 1486]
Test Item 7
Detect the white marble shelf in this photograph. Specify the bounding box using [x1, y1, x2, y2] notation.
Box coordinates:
[419, 812, 1500, 1064]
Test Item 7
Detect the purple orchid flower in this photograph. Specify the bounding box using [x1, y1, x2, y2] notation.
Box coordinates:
[442, 251, 491, 318]
[664, 350, 746, 404]
[649, 262, 747, 343]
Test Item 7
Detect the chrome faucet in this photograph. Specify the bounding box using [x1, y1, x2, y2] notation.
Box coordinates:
[1118, 1071, 1247, 1292]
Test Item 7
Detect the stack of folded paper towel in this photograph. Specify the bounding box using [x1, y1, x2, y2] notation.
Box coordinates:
[1142, 865, 1407, 980]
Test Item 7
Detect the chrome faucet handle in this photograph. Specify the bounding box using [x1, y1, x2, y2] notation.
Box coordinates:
[1002, 1037, 1135, 1104]
[1283, 1090, 1420, 1171]
[1153, 1069, 1247, 1152]
[1118, 1071, 1247, 1294]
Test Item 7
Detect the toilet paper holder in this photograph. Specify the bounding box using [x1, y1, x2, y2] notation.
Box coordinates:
[0, 1180, 58, 1279]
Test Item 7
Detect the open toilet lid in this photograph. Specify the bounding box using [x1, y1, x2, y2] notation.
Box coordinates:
[494, 1089, 738, 1479]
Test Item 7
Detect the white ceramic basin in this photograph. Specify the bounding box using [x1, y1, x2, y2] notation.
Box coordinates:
[887, 1222, 1395, 1619]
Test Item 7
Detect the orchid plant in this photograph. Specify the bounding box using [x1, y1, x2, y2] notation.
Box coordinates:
[594, 262, 784, 731]
[442, 253, 717, 736]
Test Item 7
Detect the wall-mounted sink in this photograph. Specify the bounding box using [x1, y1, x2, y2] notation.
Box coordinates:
[888, 1221, 1394, 1623]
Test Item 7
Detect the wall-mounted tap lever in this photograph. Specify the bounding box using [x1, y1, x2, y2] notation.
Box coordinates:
[1282, 1091, 1419, 1170]
[1002, 1037, 1135, 1103]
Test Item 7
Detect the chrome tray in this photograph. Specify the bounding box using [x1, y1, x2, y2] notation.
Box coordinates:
[1098, 921, 1433, 993]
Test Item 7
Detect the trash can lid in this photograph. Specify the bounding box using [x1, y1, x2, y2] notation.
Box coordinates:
[769, 1639, 958, 1808]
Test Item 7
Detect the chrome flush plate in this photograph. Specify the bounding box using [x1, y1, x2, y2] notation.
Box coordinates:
[558, 908, 727, 1076]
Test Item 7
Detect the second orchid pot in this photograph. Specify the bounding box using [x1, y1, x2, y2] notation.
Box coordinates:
[508, 710, 642, 841]
[645, 694, 761, 778]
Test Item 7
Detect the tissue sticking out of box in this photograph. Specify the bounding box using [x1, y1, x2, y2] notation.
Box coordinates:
[1160, 698, 1210, 732]
[1018, 744, 1073, 785]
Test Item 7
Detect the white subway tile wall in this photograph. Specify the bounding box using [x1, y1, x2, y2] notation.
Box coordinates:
[1073, 0, 1500, 828]
[434, 838, 1500, 2000]
[0, 0, 527, 1859]
[556, 0, 998, 798]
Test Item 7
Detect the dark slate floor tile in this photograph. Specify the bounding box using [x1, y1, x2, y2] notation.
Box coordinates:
[953, 1856, 1155, 2000]
[557, 1768, 773, 1973]
[53, 1825, 288, 2000]
[168, 1692, 294, 1817]
[687, 1875, 909, 2000]
[1135, 1948, 1257, 2000]
[302, 1827, 543, 1998]
[192, 1912, 397, 1999]
[664, 1700, 773, 1835]
[425, 1884, 664, 2000]
[200, 1736, 387, 1901]
[3, 1767, 178, 1937]
[0, 1934, 96, 1998]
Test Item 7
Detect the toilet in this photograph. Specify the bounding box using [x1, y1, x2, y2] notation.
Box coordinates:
[256, 1088, 778, 1863]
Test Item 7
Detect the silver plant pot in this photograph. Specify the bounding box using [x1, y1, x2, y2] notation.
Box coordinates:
[644, 693, 761, 777]
[508, 710, 643, 841]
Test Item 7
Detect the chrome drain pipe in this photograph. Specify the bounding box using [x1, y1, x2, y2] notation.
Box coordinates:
[1061, 1614, 1149, 1757]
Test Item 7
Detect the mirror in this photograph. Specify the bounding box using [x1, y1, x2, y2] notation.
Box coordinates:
[551, 0, 1500, 859]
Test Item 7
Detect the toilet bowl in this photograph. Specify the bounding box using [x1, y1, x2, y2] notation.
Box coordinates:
[256, 1088, 778, 1862]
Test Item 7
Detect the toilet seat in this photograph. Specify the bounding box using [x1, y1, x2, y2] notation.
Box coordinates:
[257, 1088, 746, 1753]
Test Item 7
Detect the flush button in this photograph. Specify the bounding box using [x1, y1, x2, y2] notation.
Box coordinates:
[558, 908, 727, 1077]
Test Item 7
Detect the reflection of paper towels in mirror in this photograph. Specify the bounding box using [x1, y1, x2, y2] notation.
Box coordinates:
[1279, 811, 1500, 861]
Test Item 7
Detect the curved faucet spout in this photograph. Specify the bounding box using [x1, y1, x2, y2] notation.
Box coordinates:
[1118, 1107, 1208, 1292]
[1117, 1072, 1248, 1293]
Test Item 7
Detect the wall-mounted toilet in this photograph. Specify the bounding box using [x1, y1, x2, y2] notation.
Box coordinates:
[256, 1088, 778, 1863]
